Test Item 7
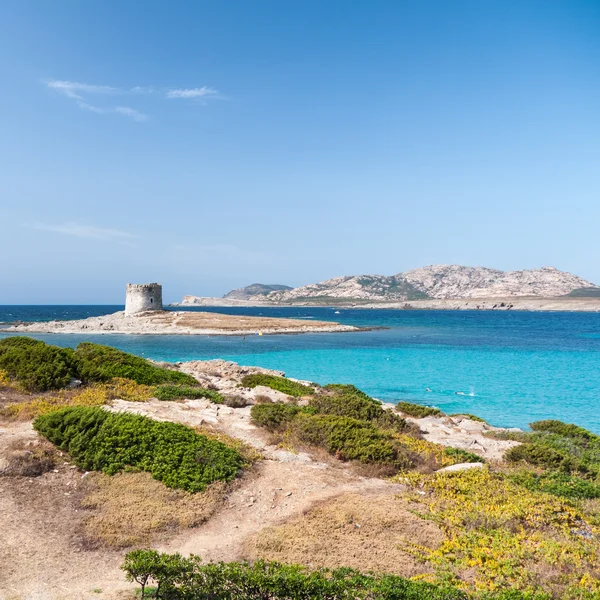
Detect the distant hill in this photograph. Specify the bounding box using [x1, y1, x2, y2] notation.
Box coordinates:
[223, 283, 293, 300]
[256, 265, 597, 303]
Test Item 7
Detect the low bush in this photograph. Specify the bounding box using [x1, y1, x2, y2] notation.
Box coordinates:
[505, 420, 600, 478]
[34, 406, 244, 492]
[0, 336, 76, 391]
[222, 394, 250, 408]
[313, 384, 410, 432]
[154, 385, 223, 403]
[250, 402, 302, 430]
[530, 420, 599, 442]
[3, 377, 154, 420]
[441, 447, 484, 464]
[122, 552, 471, 600]
[240, 374, 314, 397]
[395, 401, 442, 418]
[508, 469, 600, 500]
[290, 413, 414, 468]
[484, 430, 532, 443]
[73, 343, 197, 386]
[505, 442, 579, 472]
[450, 413, 487, 423]
[253, 394, 273, 404]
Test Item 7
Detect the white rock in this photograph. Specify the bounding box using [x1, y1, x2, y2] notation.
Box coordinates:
[436, 462, 485, 473]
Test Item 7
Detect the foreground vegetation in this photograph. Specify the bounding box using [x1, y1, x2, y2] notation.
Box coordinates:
[3, 336, 600, 597]
[34, 406, 244, 492]
[122, 551, 469, 599]
[0, 337, 197, 392]
[250, 385, 481, 473]
[0, 337, 222, 418]
[404, 468, 600, 599]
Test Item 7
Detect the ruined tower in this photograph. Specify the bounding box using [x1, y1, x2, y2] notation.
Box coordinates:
[125, 283, 163, 315]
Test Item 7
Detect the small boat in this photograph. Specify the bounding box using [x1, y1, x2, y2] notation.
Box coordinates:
[334, 310, 340, 314]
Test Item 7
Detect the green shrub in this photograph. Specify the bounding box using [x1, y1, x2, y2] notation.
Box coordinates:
[154, 385, 223, 403]
[508, 470, 600, 500]
[122, 552, 472, 600]
[33, 406, 243, 492]
[313, 384, 410, 432]
[250, 403, 302, 430]
[290, 413, 413, 468]
[530, 420, 599, 443]
[484, 430, 532, 443]
[505, 420, 600, 480]
[444, 447, 484, 464]
[73, 343, 197, 386]
[450, 413, 487, 423]
[241, 374, 314, 397]
[0, 336, 76, 391]
[505, 442, 581, 473]
[322, 383, 375, 401]
[396, 401, 442, 418]
[222, 395, 250, 408]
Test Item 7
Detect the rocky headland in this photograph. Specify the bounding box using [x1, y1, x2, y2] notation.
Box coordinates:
[176, 265, 600, 311]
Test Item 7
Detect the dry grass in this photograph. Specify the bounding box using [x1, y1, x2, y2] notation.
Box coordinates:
[174, 312, 335, 331]
[2, 378, 153, 420]
[244, 491, 444, 577]
[0, 437, 56, 477]
[79, 471, 228, 548]
[194, 426, 262, 465]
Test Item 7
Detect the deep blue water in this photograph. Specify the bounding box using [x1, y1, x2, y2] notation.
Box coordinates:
[1, 305, 599, 432]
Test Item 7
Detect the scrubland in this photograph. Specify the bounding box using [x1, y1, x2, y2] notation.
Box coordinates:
[1, 336, 599, 599]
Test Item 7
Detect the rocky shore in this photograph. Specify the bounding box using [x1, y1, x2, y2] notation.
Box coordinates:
[361, 296, 600, 311]
[6, 309, 358, 336]
[173, 295, 600, 311]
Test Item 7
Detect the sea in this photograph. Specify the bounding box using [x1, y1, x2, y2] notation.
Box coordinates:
[1, 305, 599, 433]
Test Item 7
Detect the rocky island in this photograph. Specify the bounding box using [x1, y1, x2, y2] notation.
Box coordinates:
[7, 283, 358, 336]
[177, 265, 600, 311]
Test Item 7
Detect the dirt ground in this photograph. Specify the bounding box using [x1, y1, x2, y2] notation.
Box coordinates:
[244, 491, 443, 576]
[0, 385, 515, 599]
[0, 402, 408, 600]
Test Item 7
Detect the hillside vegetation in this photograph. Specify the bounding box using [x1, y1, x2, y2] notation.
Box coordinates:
[3, 339, 600, 598]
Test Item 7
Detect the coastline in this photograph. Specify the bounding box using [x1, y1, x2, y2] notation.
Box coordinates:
[173, 295, 600, 312]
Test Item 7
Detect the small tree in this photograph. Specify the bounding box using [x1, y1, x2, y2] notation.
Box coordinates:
[121, 549, 161, 598]
[122, 550, 192, 599]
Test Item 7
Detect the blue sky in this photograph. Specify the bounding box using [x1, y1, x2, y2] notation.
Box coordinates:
[1, 1, 599, 303]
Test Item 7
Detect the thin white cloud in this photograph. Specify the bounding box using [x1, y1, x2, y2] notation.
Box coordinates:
[115, 106, 148, 122]
[77, 101, 106, 114]
[166, 86, 218, 99]
[46, 79, 221, 120]
[29, 222, 139, 246]
[47, 80, 116, 99]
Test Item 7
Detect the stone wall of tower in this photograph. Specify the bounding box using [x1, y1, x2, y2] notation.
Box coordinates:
[125, 283, 163, 315]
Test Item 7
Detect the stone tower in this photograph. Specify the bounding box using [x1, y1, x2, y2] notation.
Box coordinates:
[125, 283, 163, 315]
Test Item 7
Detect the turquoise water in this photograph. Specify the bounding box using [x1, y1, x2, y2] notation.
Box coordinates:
[1, 306, 599, 432]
